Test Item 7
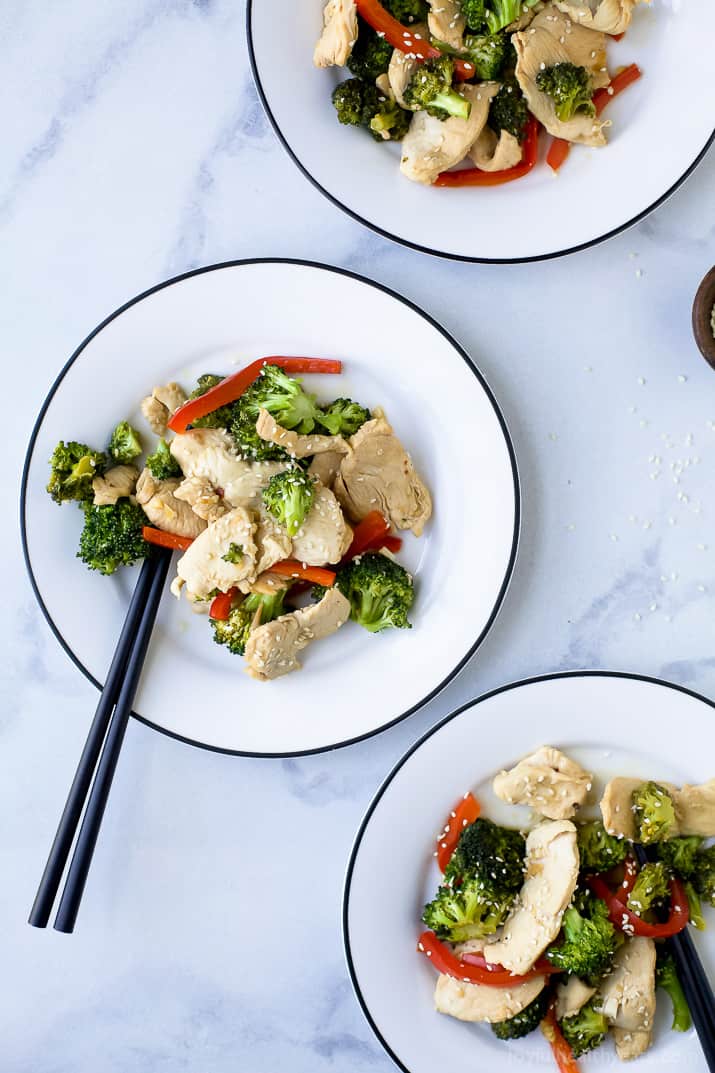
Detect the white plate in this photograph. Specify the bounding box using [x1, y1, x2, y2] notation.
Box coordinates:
[21, 260, 519, 756]
[248, 1, 714, 263]
[344, 671, 715, 1072]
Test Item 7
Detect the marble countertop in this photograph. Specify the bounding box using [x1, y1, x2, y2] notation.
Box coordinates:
[3, 3, 714, 1070]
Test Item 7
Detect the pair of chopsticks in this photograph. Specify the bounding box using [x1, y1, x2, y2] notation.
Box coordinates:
[633, 844, 715, 1068]
[29, 546, 172, 933]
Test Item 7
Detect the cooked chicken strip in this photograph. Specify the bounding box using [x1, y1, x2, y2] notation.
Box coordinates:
[291, 484, 353, 565]
[601, 776, 715, 840]
[255, 409, 349, 460]
[400, 82, 499, 185]
[251, 506, 293, 579]
[514, 5, 609, 145]
[241, 571, 293, 597]
[597, 937, 656, 1060]
[92, 464, 138, 506]
[170, 428, 285, 508]
[554, 976, 596, 1021]
[387, 28, 427, 108]
[493, 746, 592, 820]
[244, 587, 351, 680]
[553, 0, 647, 35]
[140, 382, 187, 434]
[308, 450, 344, 489]
[174, 476, 228, 524]
[314, 0, 358, 68]
[434, 973, 546, 1023]
[334, 414, 432, 535]
[136, 469, 207, 539]
[175, 507, 257, 600]
[427, 0, 465, 50]
[485, 820, 579, 975]
[469, 126, 523, 171]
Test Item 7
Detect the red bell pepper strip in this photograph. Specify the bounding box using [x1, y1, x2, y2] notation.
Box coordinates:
[593, 63, 642, 115]
[209, 588, 238, 621]
[611, 31, 625, 41]
[434, 116, 540, 187]
[588, 874, 689, 939]
[142, 526, 194, 552]
[381, 535, 403, 554]
[461, 949, 562, 977]
[546, 137, 571, 173]
[354, 0, 476, 80]
[418, 931, 558, 987]
[167, 356, 342, 434]
[435, 791, 481, 872]
[541, 1009, 581, 1073]
[271, 560, 336, 587]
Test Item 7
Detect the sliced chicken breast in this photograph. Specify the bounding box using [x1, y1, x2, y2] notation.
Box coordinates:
[427, 0, 465, 49]
[174, 475, 228, 524]
[469, 126, 523, 171]
[135, 469, 207, 539]
[291, 484, 353, 565]
[485, 820, 579, 975]
[92, 464, 138, 506]
[334, 414, 432, 535]
[175, 506, 257, 600]
[553, 0, 648, 35]
[555, 976, 596, 1021]
[597, 936, 656, 1061]
[314, 0, 358, 67]
[493, 746, 592, 820]
[140, 382, 187, 434]
[170, 428, 285, 508]
[251, 506, 293, 580]
[400, 82, 500, 185]
[308, 450, 345, 489]
[514, 4, 609, 145]
[255, 409, 349, 460]
[244, 587, 351, 680]
[387, 29, 427, 108]
[434, 973, 546, 1023]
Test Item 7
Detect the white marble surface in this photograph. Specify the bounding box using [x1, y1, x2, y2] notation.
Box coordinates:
[2, 3, 714, 1070]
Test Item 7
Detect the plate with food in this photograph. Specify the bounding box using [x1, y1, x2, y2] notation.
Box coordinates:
[344, 671, 715, 1071]
[248, 0, 714, 262]
[21, 259, 519, 756]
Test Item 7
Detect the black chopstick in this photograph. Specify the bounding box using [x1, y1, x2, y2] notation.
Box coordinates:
[633, 843, 715, 1068]
[28, 546, 171, 931]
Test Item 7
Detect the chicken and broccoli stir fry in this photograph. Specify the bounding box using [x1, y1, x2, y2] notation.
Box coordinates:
[316, 0, 646, 183]
[47, 357, 432, 681]
[418, 747, 715, 1066]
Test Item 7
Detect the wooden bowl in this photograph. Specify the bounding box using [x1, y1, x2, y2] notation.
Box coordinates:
[692, 265, 715, 369]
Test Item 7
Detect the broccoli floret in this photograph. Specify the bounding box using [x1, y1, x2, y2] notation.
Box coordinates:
[330, 551, 414, 632]
[237, 364, 326, 435]
[333, 78, 368, 127]
[384, 0, 429, 22]
[211, 590, 287, 656]
[577, 820, 628, 874]
[318, 398, 371, 437]
[347, 21, 393, 81]
[185, 373, 237, 430]
[692, 845, 715, 906]
[47, 441, 106, 505]
[656, 948, 692, 1032]
[262, 468, 316, 537]
[404, 57, 471, 120]
[423, 818, 524, 942]
[146, 438, 182, 480]
[684, 881, 706, 930]
[460, 0, 487, 30]
[332, 78, 411, 141]
[108, 421, 142, 464]
[422, 874, 515, 941]
[535, 61, 595, 123]
[461, 0, 539, 33]
[229, 411, 289, 462]
[560, 1000, 609, 1058]
[546, 893, 618, 977]
[77, 501, 149, 576]
[632, 781, 678, 844]
[656, 836, 704, 880]
[489, 78, 530, 141]
[492, 991, 549, 1040]
[446, 817, 525, 893]
[462, 32, 510, 80]
[222, 543, 244, 564]
[627, 862, 670, 917]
